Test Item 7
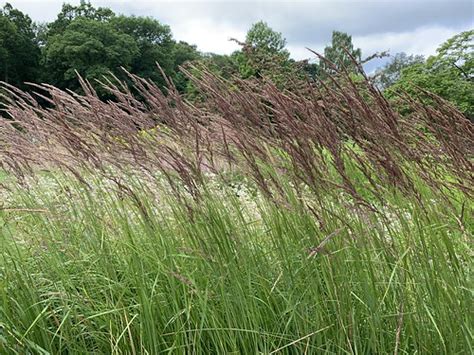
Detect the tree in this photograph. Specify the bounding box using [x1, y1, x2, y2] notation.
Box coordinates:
[0, 3, 40, 87]
[431, 30, 473, 81]
[0, 15, 16, 82]
[321, 31, 361, 75]
[374, 52, 424, 90]
[232, 21, 294, 85]
[171, 41, 201, 92]
[111, 16, 174, 82]
[42, 3, 200, 93]
[42, 18, 138, 93]
[181, 52, 239, 100]
[245, 20, 288, 55]
[46, 1, 115, 38]
[388, 30, 474, 119]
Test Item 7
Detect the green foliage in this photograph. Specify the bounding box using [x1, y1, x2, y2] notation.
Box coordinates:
[42, 18, 138, 92]
[0, 3, 40, 87]
[234, 22, 292, 81]
[387, 30, 474, 118]
[111, 15, 175, 88]
[170, 41, 201, 92]
[1, 0, 472, 112]
[181, 53, 239, 101]
[40, 3, 201, 94]
[245, 20, 288, 55]
[203, 53, 239, 77]
[181, 21, 301, 97]
[374, 52, 425, 90]
[321, 30, 361, 75]
[433, 29, 473, 78]
[46, 1, 115, 38]
[0, 164, 471, 353]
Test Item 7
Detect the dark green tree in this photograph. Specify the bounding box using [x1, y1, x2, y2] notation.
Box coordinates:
[46, 1, 115, 38]
[231, 21, 295, 85]
[110, 15, 176, 87]
[181, 52, 239, 100]
[42, 18, 138, 92]
[321, 31, 361, 75]
[172, 41, 200, 70]
[42, 3, 200, 93]
[171, 41, 201, 92]
[0, 3, 40, 87]
[201, 53, 238, 78]
[0, 14, 16, 82]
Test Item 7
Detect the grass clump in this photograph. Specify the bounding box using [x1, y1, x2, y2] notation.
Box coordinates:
[0, 64, 473, 353]
[1, 169, 471, 353]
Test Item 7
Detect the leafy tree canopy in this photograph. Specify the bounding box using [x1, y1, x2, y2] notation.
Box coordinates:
[171, 41, 201, 92]
[111, 15, 174, 87]
[387, 30, 474, 118]
[231, 21, 294, 85]
[0, 3, 40, 87]
[47, 0, 115, 38]
[41, 2, 201, 94]
[374, 52, 425, 90]
[43, 18, 138, 92]
[429, 29, 473, 80]
[321, 30, 361, 75]
[245, 20, 288, 55]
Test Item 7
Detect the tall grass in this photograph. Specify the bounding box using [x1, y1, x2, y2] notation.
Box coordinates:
[0, 63, 472, 353]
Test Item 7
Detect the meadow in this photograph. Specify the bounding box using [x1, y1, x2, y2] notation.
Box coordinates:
[0, 66, 472, 354]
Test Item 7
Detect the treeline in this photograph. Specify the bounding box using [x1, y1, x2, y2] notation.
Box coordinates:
[0, 2, 472, 117]
[0, 2, 200, 94]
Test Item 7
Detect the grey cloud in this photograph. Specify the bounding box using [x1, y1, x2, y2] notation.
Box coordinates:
[6, 0, 473, 61]
[276, 1, 473, 42]
[107, 0, 472, 57]
[112, 1, 473, 38]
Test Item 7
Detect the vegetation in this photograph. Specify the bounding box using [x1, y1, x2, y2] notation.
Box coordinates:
[0, 1, 473, 353]
[42, 17, 139, 92]
[383, 30, 474, 119]
[0, 2, 472, 119]
[232, 21, 292, 79]
[0, 56, 473, 353]
[320, 30, 362, 76]
[1, 1, 198, 94]
[0, 3, 40, 88]
[374, 52, 425, 90]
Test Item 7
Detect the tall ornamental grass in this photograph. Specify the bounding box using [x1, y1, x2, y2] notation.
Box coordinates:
[0, 61, 472, 353]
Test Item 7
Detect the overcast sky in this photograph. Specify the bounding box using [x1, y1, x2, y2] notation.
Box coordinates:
[5, 0, 474, 71]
